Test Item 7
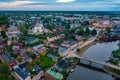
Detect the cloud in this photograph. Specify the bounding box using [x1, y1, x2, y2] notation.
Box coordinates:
[0, 0, 120, 11]
[56, 0, 75, 3]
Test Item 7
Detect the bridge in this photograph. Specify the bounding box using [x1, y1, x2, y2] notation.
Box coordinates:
[78, 56, 120, 70]
[76, 56, 120, 77]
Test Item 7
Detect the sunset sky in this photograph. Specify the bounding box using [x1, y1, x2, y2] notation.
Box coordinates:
[0, 0, 120, 11]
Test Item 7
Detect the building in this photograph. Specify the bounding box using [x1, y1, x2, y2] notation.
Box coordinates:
[24, 55, 32, 63]
[2, 53, 15, 66]
[6, 25, 21, 45]
[31, 64, 43, 80]
[68, 41, 78, 50]
[77, 39, 83, 46]
[44, 69, 63, 80]
[0, 45, 4, 53]
[47, 35, 57, 42]
[113, 24, 120, 36]
[47, 54, 58, 62]
[58, 46, 69, 57]
[29, 20, 43, 34]
[33, 44, 45, 53]
[0, 25, 6, 31]
[25, 36, 39, 44]
[13, 65, 31, 80]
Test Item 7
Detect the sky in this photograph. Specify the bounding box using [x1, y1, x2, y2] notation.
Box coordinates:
[0, 0, 120, 11]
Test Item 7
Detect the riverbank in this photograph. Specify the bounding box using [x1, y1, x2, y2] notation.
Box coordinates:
[104, 67, 120, 78]
[75, 40, 100, 56]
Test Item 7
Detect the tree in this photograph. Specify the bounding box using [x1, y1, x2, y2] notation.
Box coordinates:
[19, 24, 28, 35]
[0, 63, 10, 77]
[91, 29, 97, 35]
[0, 31, 7, 38]
[47, 23, 55, 31]
[77, 48, 80, 52]
[85, 27, 90, 34]
[106, 27, 111, 33]
[78, 28, 84, 36]
[117, 42, 120, 50]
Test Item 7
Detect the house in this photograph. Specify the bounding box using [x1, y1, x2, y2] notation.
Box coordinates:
[25, 36, 39, 44]
[6, 25, 21, 45]
[13, 64, 31, 80]
[58, 46, 69, 57]
[19, 49, 26, 57]
[47, 54, 58, 62]
[57, 34, 65, 39]
[2, 53, 15, 66]
[25, 47, 34, 53]
[31, 64, 43, 80]
[47, 35, 57, 42]
[56, 58, 73, 71]
[113, 24, 120, 36]
[44, 69, 63, 80]
[53, 65, 63, 72]
[24, 55, 32, 63]
[33, 44, 45, 53]
[12, 45, 20, 51]
[48, 41, 59, 49]
[68, 41, 78, 50]
[0, 45, 4, 53]
[0, 25, 6, 31]
[77, 39, 83, 46]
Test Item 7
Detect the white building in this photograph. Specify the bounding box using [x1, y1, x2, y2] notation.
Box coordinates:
[30, 20, 43, 34]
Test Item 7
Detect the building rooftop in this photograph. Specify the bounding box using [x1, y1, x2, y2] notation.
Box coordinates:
[46, 69, 63, 80]
[13, 65, 30, 80]
[47, 54, 58, 61]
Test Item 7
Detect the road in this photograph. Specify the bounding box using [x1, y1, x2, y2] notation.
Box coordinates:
[65, 30, 100, 58]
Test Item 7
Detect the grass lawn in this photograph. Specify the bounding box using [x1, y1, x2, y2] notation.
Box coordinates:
[76, 40, 99, 56]
[34, 56, 55, 70]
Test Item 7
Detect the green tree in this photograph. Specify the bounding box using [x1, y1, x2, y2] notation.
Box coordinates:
[91, 29, 97, 35]
[78, 28, 84, 36]
[47, 23, 55, 31]
[0, 31, 7, 38]
[85, 27, 90, 34]
[106, 27, 111, 33]
[0, 63, 10, 77]
[117, 42, 120, 50]
[19, 24, 28, 35]
[77, 48, 80, 52]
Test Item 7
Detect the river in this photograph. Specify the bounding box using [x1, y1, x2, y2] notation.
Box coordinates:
[67, 41, 119, 80]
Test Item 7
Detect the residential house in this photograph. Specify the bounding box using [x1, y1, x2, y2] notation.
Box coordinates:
[47, 54, 58, 62]
[0, 45, 4, 53]
[19, 49, 26, 57]
[13, 63, 31, 80]
[57, 34, 65, 39]
[0, 25, 6, 31]
[25, 47, 34, 53]
[68, 41, 78, 50]
[2, 53, 15, 66]
[58, 46, 69, 57]
[24, 55, 32, 63]
[31, 64, 43, 80]
[113, 24, 120, 36]
[77, 39, 83, 46]
[25, 36, 39, 44]
[48, 41, 59, 49]
[6, 25, 21, 45]
[33, 44, 45, 53]
[47, 35, 57, 42]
